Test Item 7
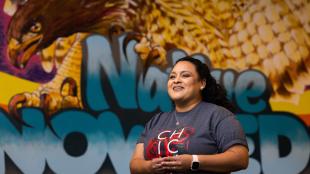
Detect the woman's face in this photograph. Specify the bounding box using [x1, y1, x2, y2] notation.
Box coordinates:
[167, 61, 205, 104]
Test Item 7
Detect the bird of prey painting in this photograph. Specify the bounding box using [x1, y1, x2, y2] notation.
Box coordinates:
[2, 0, 310, 116]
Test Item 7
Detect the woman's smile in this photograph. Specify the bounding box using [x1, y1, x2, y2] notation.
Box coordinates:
[172, 85, 184, 91]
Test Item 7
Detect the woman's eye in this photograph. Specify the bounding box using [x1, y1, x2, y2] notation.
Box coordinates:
[169, 75, 175, 79]
[182, 74, 190, 78]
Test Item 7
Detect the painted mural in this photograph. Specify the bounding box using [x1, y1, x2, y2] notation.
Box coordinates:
[0, 0, 309, 173]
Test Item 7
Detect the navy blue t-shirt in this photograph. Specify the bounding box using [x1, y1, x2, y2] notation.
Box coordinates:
[138, 101, 248, 161]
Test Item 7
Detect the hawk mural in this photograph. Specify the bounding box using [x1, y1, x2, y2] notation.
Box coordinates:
[2, 0, 310, 115]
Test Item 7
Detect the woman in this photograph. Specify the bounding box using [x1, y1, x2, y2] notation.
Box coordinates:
[130, 56, 248, 174]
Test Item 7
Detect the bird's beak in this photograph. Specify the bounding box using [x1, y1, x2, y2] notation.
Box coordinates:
[7, 34, 42, 69]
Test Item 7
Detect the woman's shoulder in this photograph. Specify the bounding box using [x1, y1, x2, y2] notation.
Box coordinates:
[146, 111, 173, 127]
[200, 101, 234, 118]
[200, 101, 231, 112]
[152, 111, 172, 119]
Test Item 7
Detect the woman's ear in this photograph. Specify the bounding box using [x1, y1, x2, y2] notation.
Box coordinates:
[201, 80, 206, 89]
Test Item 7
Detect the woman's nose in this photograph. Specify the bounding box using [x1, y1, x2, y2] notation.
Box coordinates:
[173, 75, 181, 83]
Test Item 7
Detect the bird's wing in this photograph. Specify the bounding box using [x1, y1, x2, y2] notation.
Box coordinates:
[224, 0, 310, 102]
[138, 0, 310, 102]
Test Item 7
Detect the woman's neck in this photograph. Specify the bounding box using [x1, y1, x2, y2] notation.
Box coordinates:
[175, 99, 202, 112]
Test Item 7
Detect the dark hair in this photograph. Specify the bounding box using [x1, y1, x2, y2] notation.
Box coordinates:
[175, 56, 235, 112]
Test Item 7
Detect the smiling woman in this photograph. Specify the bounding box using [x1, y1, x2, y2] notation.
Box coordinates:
[130, 56, 249, 174]
[167, 60, 205, 113]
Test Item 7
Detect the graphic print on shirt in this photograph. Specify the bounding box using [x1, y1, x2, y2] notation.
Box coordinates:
[146, 127, 195, 159]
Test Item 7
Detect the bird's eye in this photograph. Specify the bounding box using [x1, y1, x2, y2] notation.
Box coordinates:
[30, 22, 42, 33]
